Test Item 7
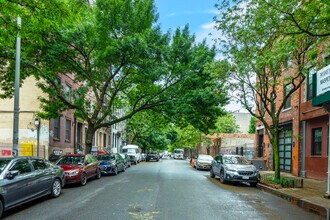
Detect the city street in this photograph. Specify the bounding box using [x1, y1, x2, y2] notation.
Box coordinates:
[3, 159, 322, 220]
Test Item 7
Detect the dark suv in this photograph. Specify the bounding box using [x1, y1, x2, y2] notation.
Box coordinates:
[146, 152, 160, 162]
[210, 155, 260, 186]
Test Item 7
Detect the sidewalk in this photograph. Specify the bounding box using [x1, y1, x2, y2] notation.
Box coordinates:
[258, 171, 330, 219]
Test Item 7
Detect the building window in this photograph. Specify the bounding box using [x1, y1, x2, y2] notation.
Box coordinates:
[65, 84, 71, 102]
[54, 118, 60, 139]
[65, 119, 71, 141]
[307, 67, 317, 101]
[284, 84, 291, 109]
[312, 128, 322, 156]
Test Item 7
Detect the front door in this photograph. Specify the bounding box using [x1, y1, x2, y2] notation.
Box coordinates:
[257, 129, 264, 157]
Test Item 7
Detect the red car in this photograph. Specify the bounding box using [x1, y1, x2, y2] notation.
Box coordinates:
[56, 154, 101, 186]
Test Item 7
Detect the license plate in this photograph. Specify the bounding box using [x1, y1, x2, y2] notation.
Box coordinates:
[242, 176, 249, 180]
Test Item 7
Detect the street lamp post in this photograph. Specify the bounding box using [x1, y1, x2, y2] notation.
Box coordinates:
[13, 17, 21, 156]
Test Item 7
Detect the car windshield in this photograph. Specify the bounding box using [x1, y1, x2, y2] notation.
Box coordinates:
[198, 155, 213, 161]
[97, 154, 115, 160]
[57, 156, 85, 165]
[119, 154, 126, 158]
[0, 159, 11, 174]
[223, 156, 250, 165]
[122, 149, 136, 153]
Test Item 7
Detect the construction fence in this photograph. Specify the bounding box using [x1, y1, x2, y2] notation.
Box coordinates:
[0, 143, 46, 158]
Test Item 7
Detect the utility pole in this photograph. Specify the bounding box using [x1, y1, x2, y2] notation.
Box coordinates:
[13, 17, 21, 156]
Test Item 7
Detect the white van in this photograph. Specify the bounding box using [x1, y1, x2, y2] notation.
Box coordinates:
[121, 144, 141, 165]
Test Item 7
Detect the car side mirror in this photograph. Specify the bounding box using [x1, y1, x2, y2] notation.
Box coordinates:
[6, 170, 19, 180]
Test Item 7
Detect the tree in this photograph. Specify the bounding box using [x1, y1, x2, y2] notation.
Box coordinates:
[257, 0, 330, 38]
[125, 111, 176, 152]
[173, 125, 206, 151]
[210, 114, 240, 134]
[33, 0, 227, 153]
[0, 0, 79, 98]
[215, 0, 323, 179]
[248, 117, 256, 134]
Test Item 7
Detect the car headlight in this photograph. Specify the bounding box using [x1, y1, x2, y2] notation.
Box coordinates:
[68, 169, 79, 176]
[225, 167, 236, 172]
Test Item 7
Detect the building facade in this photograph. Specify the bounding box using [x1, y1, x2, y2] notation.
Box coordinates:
[255, 47, 330, 180]
[0, 77, 50, 157]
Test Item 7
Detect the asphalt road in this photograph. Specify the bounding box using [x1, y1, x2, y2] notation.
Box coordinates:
[3, 159, 322, 220]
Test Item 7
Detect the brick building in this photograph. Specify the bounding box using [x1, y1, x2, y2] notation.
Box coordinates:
[255, 48, 330, 180]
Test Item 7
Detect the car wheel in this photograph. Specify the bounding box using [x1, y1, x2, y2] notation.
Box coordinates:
[51, 178, 62, 198]
[0, 200, 3, 219]
[219, 170, 227, 184]
[250, 182, 258, 187]
[123, 165, 126, 172]
[80, 173, 87, 186]
[95, 168, 101, 179]
[210, 168, 215, 178]
[114, 166, 118, 175]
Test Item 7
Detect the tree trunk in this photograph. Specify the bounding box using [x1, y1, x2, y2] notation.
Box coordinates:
[271, 129, 281, 180]
[85, 125, 95, 154]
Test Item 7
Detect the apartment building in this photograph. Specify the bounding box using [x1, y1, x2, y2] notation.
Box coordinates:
[0, 74, 113, 159]
[255, 47, 330, 180]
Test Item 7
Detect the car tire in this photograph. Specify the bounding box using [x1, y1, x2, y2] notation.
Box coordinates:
[0, 200, 3, 219]
[219, 170, 227, 184]
[114, 166, 118, 175]
[80, 173, 87, 186]
[123, 165, 126, 172]
[51, 178, 62, 198]
[250, 182, 258, 187]
[95, 168, 101, 179]
[210, 168, 215, 178]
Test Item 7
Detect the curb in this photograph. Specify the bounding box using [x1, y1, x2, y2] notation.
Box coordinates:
[257, 183, 329, 219]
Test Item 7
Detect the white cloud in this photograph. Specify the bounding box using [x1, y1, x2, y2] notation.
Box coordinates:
[203, 9, 218, 15]
[201, 22, 215, 30]
[167, 12, 176, 17]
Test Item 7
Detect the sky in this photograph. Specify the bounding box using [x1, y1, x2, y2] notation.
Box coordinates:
[153, 0, 246, 113]
[153, 0, 219, 46]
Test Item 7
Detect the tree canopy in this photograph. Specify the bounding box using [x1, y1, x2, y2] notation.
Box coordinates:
[0, 0, 229, 153]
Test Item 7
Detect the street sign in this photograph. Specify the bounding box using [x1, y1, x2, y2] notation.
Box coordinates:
[312, 64, 330, 106]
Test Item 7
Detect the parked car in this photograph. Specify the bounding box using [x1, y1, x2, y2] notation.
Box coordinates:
[146, 152, 160, 162]
[0, 156, 65, 218]
[121, 145, 142, 165]
[97, 153, 125, 175]
[119, 153, 132, 168]
[195, 154, 213, 170]
[141, 153, 147, 161]
[56, 154, 101, 186]
[210, 154, 260, 186]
